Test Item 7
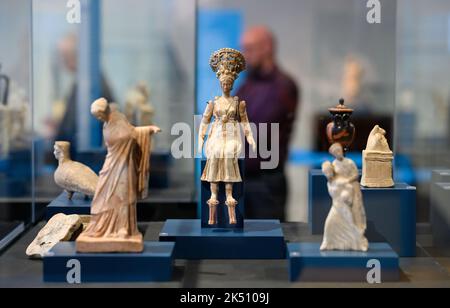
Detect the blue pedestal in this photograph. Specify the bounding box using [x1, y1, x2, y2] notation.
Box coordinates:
[308, 169, 416, 257]
[46, 192, 91, 220]
[159, 219, 286, 259]
[430, 180, 450, 255]
[43, 242, 175, 283]
[200, 159, 244, 229]
[287, 243, 399, 282]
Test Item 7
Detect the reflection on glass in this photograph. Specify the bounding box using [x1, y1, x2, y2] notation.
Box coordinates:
[33, 0, 196, 208]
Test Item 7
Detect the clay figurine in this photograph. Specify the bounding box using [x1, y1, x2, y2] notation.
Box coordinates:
[321, 143, 369, 252]
[198, 48, 256, 225]
[54, 141, 99, 200]
[76, 98, 161, 253]
[125, 82, 155, 126]
[26, 213, 83, 259]
[361, 125, 394, 188]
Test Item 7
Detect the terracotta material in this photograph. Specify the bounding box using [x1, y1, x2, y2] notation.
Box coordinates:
[76, 98, 161, 253]
[361, 125, 394, 188]
[321, 143, 369, 252]
[198, 48, 256, 225]
[54, 141, 99, 200]
[26, 213, 83, 259]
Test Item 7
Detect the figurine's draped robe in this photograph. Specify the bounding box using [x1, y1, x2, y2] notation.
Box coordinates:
[200, 96, 252, 183]
[321, 158, 368, 251]
[84, 110, 152, 238]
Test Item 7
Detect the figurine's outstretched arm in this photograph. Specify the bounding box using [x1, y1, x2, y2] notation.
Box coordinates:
[198, 101, 214, 154]
[239, 101, 256, 152]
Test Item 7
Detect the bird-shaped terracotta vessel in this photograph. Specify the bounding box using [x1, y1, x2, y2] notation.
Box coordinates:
[54, 141, 99, 200]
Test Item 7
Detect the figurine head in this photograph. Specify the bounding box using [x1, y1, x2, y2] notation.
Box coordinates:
[91, 98, 110, 122]
[210, 48, 246, 93]
[329, 143, 344, 161]
[219, 74, 235, 94]
[54, 141, 71, 162]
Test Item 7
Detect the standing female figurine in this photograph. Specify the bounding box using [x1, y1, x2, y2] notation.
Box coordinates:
[76, 98, 161, 253]
[198, 48, 256, 225]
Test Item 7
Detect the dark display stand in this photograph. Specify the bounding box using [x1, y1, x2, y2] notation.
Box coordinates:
[43, 242, 175, 283]
[159, 219, 286, 259]
[308, 169, 416, 257]
[287, 243, 399, 282]
[430, 170, 450, 256]
[159, 160, 287, 259]
[46, 192, 91, 219]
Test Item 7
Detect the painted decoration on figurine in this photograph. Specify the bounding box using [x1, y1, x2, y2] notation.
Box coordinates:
[361, 125, 394, 188]
[198, 48, 256, 225]
[321, 143, 369, 252]
[76, 98, 161, 253]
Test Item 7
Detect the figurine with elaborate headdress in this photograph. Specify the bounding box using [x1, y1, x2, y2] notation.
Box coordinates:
[198, 48, 256, 225]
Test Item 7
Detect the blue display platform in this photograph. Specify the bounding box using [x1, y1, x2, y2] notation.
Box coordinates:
[308, 169, 416, 257]
[46, 192, 91, 219]
[287, 243, 399, 282]
[200, 159, 245, 229]
[43, 242, 175, 283]
[430, 174, 450, 255]
[159, 219, 286, 259]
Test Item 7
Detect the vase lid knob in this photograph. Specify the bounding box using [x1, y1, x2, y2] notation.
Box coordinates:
[329, 98, 353, 113]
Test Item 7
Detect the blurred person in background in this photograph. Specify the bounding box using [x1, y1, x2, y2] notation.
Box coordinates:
[236, 26, 300, 221]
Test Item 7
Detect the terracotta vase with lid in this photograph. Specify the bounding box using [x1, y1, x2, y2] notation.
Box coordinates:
[326, 98, 355, 152]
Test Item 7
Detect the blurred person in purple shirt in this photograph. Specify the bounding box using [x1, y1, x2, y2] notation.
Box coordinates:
[236, 26, 300, 221]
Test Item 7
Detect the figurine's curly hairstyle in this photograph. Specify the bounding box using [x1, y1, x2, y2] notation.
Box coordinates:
[209, 48, 246, 81]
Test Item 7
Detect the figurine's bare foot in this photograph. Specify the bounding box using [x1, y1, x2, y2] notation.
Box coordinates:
[67, 191, 74, 200]
[225, 198, 238, 225]
[207, 199, 219, 225]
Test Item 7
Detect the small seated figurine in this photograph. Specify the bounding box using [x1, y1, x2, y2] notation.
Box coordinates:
[320, 143, 369, 252]
[361, 125, 394, 188]
[54, 141, 98, 200]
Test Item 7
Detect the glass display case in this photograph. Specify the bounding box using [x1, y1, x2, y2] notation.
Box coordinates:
[0, 0, 32, 250]
[0, 0, 450, 288]
[31, 0, 197, 221]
